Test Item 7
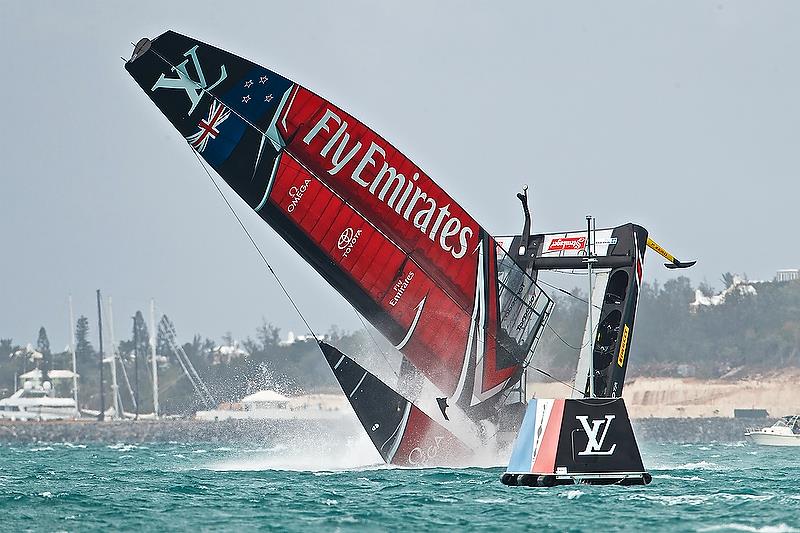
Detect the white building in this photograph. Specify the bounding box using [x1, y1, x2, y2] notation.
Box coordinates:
[194, 390, 349, 421]
[775, 269, 800, 282]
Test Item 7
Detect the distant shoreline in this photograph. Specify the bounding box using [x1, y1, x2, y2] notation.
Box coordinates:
[530, 371, 800, 419]
[0, 416, 764, 444]
[0, 418, 344, 445]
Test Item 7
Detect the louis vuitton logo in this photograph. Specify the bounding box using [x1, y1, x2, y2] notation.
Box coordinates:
[151, 45, 227, 115]
[576, 414, 617, 456]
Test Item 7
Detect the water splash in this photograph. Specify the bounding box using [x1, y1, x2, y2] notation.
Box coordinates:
[204, 425, 382, 472]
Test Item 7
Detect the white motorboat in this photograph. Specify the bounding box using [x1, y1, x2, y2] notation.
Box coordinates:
[0, 369, 79, 421]
[745, 416, 800, 446]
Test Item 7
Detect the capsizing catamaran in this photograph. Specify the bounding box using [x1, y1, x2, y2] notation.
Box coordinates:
[125, 31, 694, 481]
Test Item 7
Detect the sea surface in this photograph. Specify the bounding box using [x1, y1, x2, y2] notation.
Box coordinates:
[1, 436, 798, 532]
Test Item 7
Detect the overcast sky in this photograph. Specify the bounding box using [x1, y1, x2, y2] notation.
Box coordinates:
[2, 1, 798, 349]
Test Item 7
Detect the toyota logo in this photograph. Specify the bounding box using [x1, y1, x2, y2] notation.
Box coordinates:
[338, 228, 355, 250]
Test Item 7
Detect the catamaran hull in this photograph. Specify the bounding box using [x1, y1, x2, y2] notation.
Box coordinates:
[502, 398, 650, 486]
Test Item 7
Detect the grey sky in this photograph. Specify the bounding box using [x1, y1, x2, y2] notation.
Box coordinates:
[2, 1, 798, 350]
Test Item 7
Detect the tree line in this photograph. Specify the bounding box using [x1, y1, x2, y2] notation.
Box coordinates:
[533, 275, 800, 380]
[0, 313, 365, 415]
[2, 275, 798, 414]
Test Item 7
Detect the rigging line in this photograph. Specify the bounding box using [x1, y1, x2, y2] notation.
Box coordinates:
[191, 150, 320, 342]
[537, 278, 600, 310]
[116, 352, 136, 409]
[546, 322, 593, 351]
[528, 366, 584, 396]
[351, 308, 401, 381]
[165, 321, 215, 405]
[167, 335, 206, 405]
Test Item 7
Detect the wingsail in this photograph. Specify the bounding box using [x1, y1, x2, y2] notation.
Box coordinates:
[126, 32, 553, 462]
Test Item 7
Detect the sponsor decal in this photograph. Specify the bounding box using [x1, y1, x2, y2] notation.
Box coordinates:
[617, 324, 629, 367]
[407, 436, 446, 466]
[302, 108, 474, 260]
[547, 236, 617, 252]
[287, 179, 311, 213]
[389, 271, 414, 307]
[576, 415, 617, 456]
[596, 237, 618, 246]
[151, 45, 227, 115]
[547, 236, 586, 252]
[337, 227, 362, 258]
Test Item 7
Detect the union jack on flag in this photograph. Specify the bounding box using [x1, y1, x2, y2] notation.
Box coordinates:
[186, 100, 231, 152]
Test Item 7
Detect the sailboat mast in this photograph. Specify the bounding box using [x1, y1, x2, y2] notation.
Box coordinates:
[133, 315, 139, 420]
[586, 215, 595, 399]
[68, 295, 78, 416]
[149, 299, 159, 418]
[96, 289, 105, 421]
[107, 297, 121, 418]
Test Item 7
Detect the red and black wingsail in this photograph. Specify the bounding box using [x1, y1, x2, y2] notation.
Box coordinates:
[125, 31, 552, 461]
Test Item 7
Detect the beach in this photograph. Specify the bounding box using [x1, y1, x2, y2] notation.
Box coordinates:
[531, 370, 800, 419]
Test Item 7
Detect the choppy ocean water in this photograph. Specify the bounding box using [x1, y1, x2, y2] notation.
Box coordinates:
[1, 437, 798, 532]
